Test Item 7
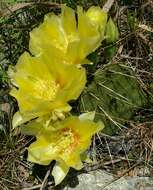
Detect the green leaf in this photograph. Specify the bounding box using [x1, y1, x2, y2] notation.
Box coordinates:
[105, 18, 119, 44]
[104, 46, 117, 61]
[127, 10, 137, 31]
[104, 18, 119, 61]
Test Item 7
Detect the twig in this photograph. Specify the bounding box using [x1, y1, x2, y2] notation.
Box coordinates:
[120, 55, 143, 60]
[103, 0, 115, 12]
[104, 137, 114, 168]
[40, 166, 52, 190]
[83, 159, 122, 172]
[1, 0, 115, 18]
[22, 182, 54, 190]
[0, 2, 60, 17]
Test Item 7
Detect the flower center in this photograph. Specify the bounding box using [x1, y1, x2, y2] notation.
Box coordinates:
[34, 79, 59, 101]
[56, 128, 79, 155]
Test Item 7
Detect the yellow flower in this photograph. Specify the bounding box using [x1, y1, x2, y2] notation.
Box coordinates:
[22, 114, 104, 185]
[29, 5, 107, 65]
[9, 52, 86, 128]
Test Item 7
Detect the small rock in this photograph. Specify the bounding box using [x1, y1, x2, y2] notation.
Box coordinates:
[61, 170, 153, 190]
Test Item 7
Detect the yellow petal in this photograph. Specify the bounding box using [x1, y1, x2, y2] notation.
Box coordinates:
[9, 52, 86, 123]
[28, 135, 52, 165]
[66, 6, 107, 63]
[79, 111, 95, 121]
[26, 116, 104, 169]
[61, 5, 77, 41]
[77, 6, 99, 38]
[12, 111, 33, 129]
[86, 6, 107, 32]
[29, 13, 67, 55]
[52, 161, 69, 186]
[28, 5, 107, 65]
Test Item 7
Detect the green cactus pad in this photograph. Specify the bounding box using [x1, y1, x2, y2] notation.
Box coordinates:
[79, 64, 147, 134]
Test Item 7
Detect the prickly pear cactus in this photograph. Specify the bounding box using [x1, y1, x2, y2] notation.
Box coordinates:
[79, 64, 147, 134]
